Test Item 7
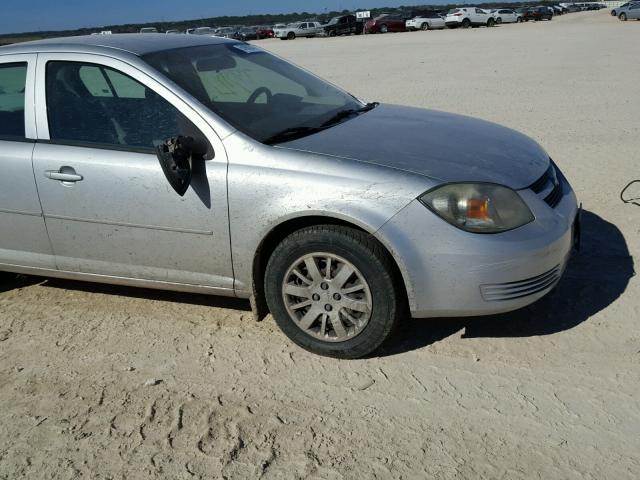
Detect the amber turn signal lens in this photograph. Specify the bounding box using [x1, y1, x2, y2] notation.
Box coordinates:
[466, 198, 490, 219]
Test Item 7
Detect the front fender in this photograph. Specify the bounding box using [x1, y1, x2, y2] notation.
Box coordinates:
[223, 131, 434, 295]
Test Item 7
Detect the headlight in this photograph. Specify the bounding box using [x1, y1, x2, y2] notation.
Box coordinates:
[418, 183, 534, 233]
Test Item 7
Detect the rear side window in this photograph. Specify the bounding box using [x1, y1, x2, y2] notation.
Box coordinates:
[45, 61, 208, 153]
[0, 63, 27, 140]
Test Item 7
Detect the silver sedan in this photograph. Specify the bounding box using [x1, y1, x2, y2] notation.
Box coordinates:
[0, 35, 579, 358]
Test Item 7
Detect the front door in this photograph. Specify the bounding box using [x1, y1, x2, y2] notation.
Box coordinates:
[0, 54, 55, 270]
[31, 54, 234, 291]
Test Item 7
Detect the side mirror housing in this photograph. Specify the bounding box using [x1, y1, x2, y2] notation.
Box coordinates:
[156, 136, 208, 196]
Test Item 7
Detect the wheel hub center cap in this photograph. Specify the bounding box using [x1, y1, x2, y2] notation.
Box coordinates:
[282, 252, 373, 343]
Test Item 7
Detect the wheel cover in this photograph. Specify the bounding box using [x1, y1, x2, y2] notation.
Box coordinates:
[281, 252, 373, 343]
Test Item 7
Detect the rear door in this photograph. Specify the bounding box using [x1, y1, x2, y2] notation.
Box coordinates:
[629, 4, 640, 18]
[31, 53, 234, 291]
[0, 54, 55, 270]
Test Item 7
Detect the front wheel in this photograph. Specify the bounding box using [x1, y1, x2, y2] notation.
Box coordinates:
[462, 18, 471, 28]
[517, 17, 523, 23]
[287, 31, 296, 40]
[265, 225, 404, 359]
[487, 18, 496, 27]
[380, 24, 388, 33]
[421, 22, 430, 30]
[619, 13, 627, 20]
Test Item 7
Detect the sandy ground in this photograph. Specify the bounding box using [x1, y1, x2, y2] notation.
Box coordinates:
[1, 11, 639, 479]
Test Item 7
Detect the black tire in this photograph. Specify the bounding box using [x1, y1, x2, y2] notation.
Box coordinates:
[380, 24, 388, 33]
[264, 225, 404, 359]
[619, 13, 627, 21]
[496, 17, 503, 24]
[487, 18, 496, 27]
[287, 31, 296, 40]
[517, 17, 523, 23]
[421, 22, 430, 30]
[462, 18, 471, 28]
[328, 30, 336, 37]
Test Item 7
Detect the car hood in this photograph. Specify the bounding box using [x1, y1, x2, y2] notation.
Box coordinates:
[278, 104, 549, 190]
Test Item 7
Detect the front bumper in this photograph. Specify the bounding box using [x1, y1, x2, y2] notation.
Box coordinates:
[376, 176, 579, 318]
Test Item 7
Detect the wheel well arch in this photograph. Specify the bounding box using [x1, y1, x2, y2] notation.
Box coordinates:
[250, 215, 410, 321]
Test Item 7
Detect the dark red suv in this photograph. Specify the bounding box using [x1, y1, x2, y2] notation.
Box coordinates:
[521, 6, 554, 20]
[255, 26, 275, 39]
[364, 14, 407, 33]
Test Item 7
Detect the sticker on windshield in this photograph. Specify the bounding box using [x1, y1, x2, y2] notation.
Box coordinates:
[232, 44, 262, 54]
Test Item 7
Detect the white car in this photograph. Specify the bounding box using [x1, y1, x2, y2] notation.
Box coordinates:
[445, 7, 495, 28]
[274, 22, 323, 40]
[406, 13, 446, 30]
[190, 27, 217, 35]
[490, 9, 522, 23]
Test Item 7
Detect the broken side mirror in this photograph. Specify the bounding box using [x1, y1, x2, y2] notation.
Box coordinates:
[155, 136, 208, 196]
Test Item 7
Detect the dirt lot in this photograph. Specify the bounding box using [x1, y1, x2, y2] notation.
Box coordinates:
[1, 10, 639, 480]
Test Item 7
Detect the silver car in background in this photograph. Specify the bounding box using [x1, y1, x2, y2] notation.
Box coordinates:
[616, 2, 640, 19]
[0, 35, 579, 358]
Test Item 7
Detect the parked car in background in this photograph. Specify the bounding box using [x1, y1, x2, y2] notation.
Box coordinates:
[233, 27, 258, 41]
[490, 9, 522, 23]
[566, 4, 582, 12]
[520, 6, 553, 20]
[516, 7, 533, 19]
[274, 22, 323, 40]
[532, 6, 554, 20]
[0, 34, 580, 359]
[617, 2, 640, 19]
[188, 27, 216, 35]
[445, 7, 495, 28]
[611, 2, 639, 16]
[406, 12, 446, 30]
[364, 14, 408, 33]
[255, 26, 275, 39]
[324, 15, 363, 36]
[215, 27, 237, 38]
[165, 29, 180, 34]
[139, 27, 158, 34]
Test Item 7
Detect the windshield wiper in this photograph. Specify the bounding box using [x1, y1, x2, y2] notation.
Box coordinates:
[320, 102, 379, 128]
[263, 102, 379, 145]
[262, 126, 326, 145]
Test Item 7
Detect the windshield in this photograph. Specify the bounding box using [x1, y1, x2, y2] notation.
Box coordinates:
[143, 44, 363, 144]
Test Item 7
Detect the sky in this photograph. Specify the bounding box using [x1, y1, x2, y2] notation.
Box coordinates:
[0, 0, 438, 35]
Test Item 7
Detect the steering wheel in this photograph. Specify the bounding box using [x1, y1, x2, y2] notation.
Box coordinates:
[247, 86, 273, 104]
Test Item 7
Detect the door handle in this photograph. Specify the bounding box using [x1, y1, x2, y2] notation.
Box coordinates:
[44, 167, 83, 183]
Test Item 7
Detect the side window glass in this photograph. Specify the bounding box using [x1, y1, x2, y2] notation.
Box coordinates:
[46, 61, 210, 154]
[79, 66, 113, 97]
[0, 62, 27, 140]
[104, 68, 146, 98]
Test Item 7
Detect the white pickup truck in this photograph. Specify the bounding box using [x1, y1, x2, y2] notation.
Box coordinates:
[445, 7, 495, 28]
[274, 22, 323, 40]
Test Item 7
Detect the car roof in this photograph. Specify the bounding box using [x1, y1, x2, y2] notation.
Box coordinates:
[0, 33, 236, 57]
